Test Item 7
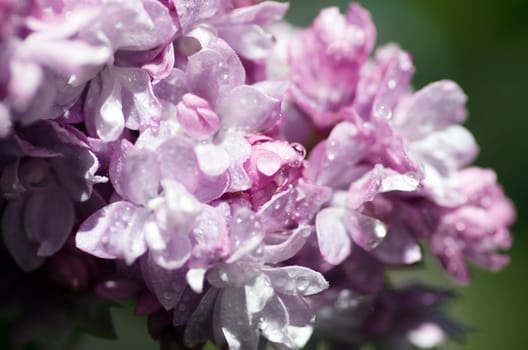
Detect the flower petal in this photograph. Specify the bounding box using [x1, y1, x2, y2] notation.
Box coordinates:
[24, 185, 75, 256]
[217, 83, 282, 133]
[263, 225, 312, 265]
[140, 254, 187, 310]
[2, 199, 45, 271]
[315, 207, 351, 265]
[76, 201, 148, 263]
[219, 288, 259, 350]
[110, 140, 160, 205]
[265, 266, 329, 296]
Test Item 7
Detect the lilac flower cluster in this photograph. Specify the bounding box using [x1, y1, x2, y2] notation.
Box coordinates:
[0, 1, 515, 349]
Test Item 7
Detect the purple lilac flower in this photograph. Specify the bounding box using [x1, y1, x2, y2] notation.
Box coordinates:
[0, 121, 105, 271]
[430, 167, 515, 283]
[312, 285, 466, 350]
[0, 1, 516, 349]
[288, 3, 376, 129]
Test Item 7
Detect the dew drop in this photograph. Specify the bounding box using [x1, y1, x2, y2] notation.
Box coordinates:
[296, 277, 310, 293]
[291, 143, 306, 158]
[220, 271, 229, 282]
[374, 104, 392, 119]
[327, 140, 338, 161]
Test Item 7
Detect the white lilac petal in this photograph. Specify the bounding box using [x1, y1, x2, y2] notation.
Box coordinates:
[221, 132, 252, 192]
[155, 180, 202, 233]
[344, 212, 388, 251]
[263, 225, 312, 265]
[278, 294, 315, 327]
[254, 149, 283, 176]
[258, 295, 293, 346]
[221, 131, 252, 164]
[227, 208, 263, 263]
[413, 125, 479, 175]
[245, 274, 274, 314]
[293, 182, 332, 224]
[287, 326, 314, 349]
[23, 185, 75, 257]
[193, 172, 230, 202]
[227, 163, 252, 192]
[143, 218, 166, 250]
[187, 47, 245, 105]
[157, 137, 201, 193]
[191, 204, 229, 261]
[161, 182, 197, 213]
[76, 201, 148, 263]
[265, 266, 329, 296]
[347, 164, 419, 210]
[187, 268, 207, 294]
[257, 188, 296, 233]
[212, 1, 289, 27]
[174, 0, 221, 32]
[110, 140, 160, 205]
[217, 84, 282, 133]
[8, 59, 43, 111]
[309, 122, 371, 188]
[207, 263, 241, 288]
[152, 68, 188, 108]
[89, 0, 176, 51]
[212, 2, 287, 60]
[151, 234, 192, 270]
[419, 163, 465, 207]
[315, 207, 351, 265]
[85, 66, 161, 141]
[219, 288, 259, 350]
[84, 68, 125, 141]
[218, 24, 276, 60]
[195, 143, 231, 177]
[395, 80, 467, 139]
[115, 67, 161, 131]
[22, 35, 111, 81]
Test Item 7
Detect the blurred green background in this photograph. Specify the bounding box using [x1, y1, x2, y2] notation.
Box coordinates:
[4, 1, 527, 349]
[285, 1, 528, 349]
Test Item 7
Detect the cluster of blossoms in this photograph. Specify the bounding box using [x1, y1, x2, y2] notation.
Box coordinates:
[0, 1, 515, 349]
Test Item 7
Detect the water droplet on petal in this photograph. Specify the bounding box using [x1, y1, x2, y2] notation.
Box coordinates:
[375, 104, 392, 119]
[291, 143, 306, 158]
